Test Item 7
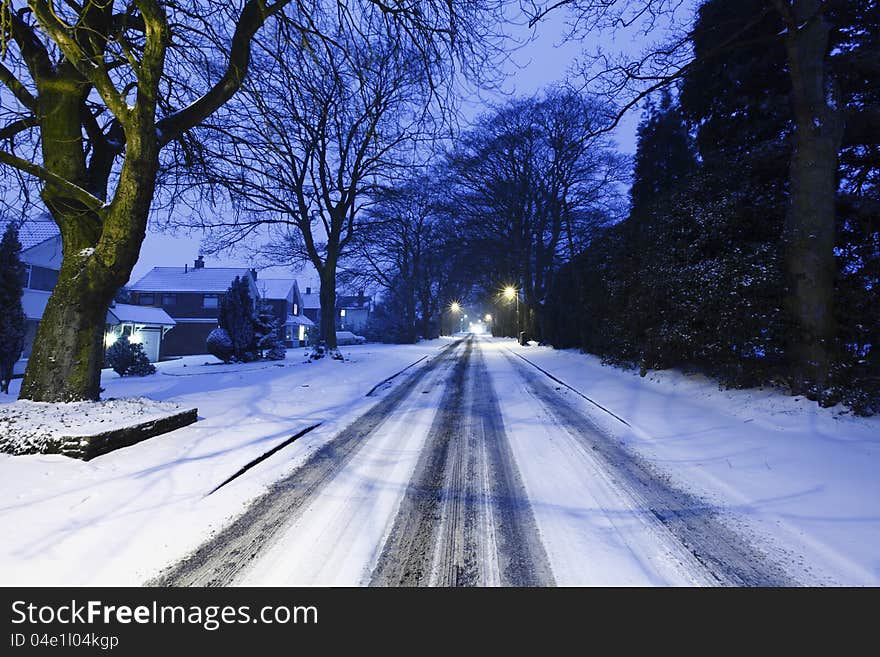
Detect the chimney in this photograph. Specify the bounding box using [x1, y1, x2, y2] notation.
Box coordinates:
[306, 286, 311, 295]
[184, 263, 188, 274]
[194, 255, 204, 269]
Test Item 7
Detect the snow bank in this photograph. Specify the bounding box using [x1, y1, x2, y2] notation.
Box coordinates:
[0, 398, 188, 456]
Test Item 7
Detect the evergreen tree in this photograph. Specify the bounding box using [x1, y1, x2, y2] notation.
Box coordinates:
[218, 276, 257, 362]
[626, 89, 698, 371]
[253, 302, 278, 357]
[0, 223, 27, 394]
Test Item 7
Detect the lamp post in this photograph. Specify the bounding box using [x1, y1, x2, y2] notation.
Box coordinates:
[449, 301, 461, 335]
[503, 285, 519, 336]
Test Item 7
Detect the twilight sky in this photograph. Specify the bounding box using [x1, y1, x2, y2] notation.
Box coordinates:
[129, 9, 644, 287]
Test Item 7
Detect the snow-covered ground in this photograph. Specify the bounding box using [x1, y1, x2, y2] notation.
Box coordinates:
[500, 340, 880, 586]
[0, 397, 191, 455]
[1, 337, 877, 586]
[0, 342, 450, 586]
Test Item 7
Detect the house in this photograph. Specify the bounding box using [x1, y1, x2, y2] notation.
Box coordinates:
[4, 216, 174, 373]
[128, 256, 259, 358]
[298, 285, 374, 339]
[336, 291, 373, 334]
[301, 286, 321, 325]
[104, 303, 176, 363]
[12, 218, 63, 370]
[256, 278, 314, 347]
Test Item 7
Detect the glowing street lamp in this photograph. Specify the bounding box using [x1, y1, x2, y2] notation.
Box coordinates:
[503, 285, 520, 334]
[448, 301, 462, 335]
[485, 314, 492, 322]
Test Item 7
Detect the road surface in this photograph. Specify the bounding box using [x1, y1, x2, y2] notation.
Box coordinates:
[153, 336, 793, 586]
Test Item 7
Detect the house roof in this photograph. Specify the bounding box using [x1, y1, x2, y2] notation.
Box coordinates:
[107, 303, 175, 326]
[257, 278, 296, 300]
[0, 216, 60, 252]
[21, 292, 175, 327]
[286, 314, 315, 327]
[338, 295, 371, 309]
[301, 293, 321, 309]
[129, 267, 255, 293]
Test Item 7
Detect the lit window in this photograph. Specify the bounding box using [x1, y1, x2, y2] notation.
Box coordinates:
[293, 303, 298, 315]
[340, 309, 346, 317]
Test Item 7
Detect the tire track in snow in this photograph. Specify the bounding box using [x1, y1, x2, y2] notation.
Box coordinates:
[370, 338, 554, 586]
[149, 339, 464, 587]
[504, 349, 797, 587]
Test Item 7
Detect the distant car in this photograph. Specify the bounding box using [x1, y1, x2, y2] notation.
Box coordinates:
[336, 331, 367, 345]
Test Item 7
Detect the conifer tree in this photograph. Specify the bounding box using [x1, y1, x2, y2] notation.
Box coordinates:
[0, 224, 27, 394]
[218, 276, 256, 362]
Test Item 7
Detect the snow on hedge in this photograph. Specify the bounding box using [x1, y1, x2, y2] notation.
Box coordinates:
[0, 397, 188, 456]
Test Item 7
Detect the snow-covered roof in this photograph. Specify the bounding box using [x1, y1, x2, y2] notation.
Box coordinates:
[107, 303, 175, 326]
[338, 294, 371, 309]
[0, 216, 60, 252]
[22, 291, 176, 326]
[286, 314, 314, 327]
[301, 292, 320, 309]
[258, 278, 295, 300]
[129, 267, 255, 293]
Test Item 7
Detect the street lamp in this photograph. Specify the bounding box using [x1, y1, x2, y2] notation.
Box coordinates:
[503, 285, 519, 335]
[485, 314, 492, 322]
[448, 301, 461, 335]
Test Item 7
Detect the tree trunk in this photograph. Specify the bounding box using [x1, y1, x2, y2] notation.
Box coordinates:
[19, 83, 160, 402]
[780, 0, 843, 393]
[318, 269, 338, 350]
[19, 228, 114, 402]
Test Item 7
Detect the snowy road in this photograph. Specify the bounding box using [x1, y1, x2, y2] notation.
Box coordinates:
[154, 336, 795, 586]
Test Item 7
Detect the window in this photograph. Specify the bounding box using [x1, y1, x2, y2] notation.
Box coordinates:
[293, 303, 299, 316]
[162, 294, 176, 306]
[203, 294, 219, 309]
[340, 308, 346, 317]
[139, 294, 154, 305]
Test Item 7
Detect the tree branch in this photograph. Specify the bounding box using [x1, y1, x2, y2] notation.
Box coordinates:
[0, 61, 37, 110]
[0, 149, 106, 212]
[155, 0, 289, 145]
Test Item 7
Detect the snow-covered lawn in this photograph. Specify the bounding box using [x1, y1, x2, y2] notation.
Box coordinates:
[500, 340, 880, 586]
[0, 341, 450, 586]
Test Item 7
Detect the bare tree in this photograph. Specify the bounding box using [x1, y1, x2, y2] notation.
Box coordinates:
[189, 17, 441, 351]
[445, 88, 626, 337]
[0, 0, 508, 400]
[348, 173, 457, 341]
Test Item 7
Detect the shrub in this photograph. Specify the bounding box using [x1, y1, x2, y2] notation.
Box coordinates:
[206, 328, 234, 363]
[106, 336, 156, 377]
[266, 340, 287, 361]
